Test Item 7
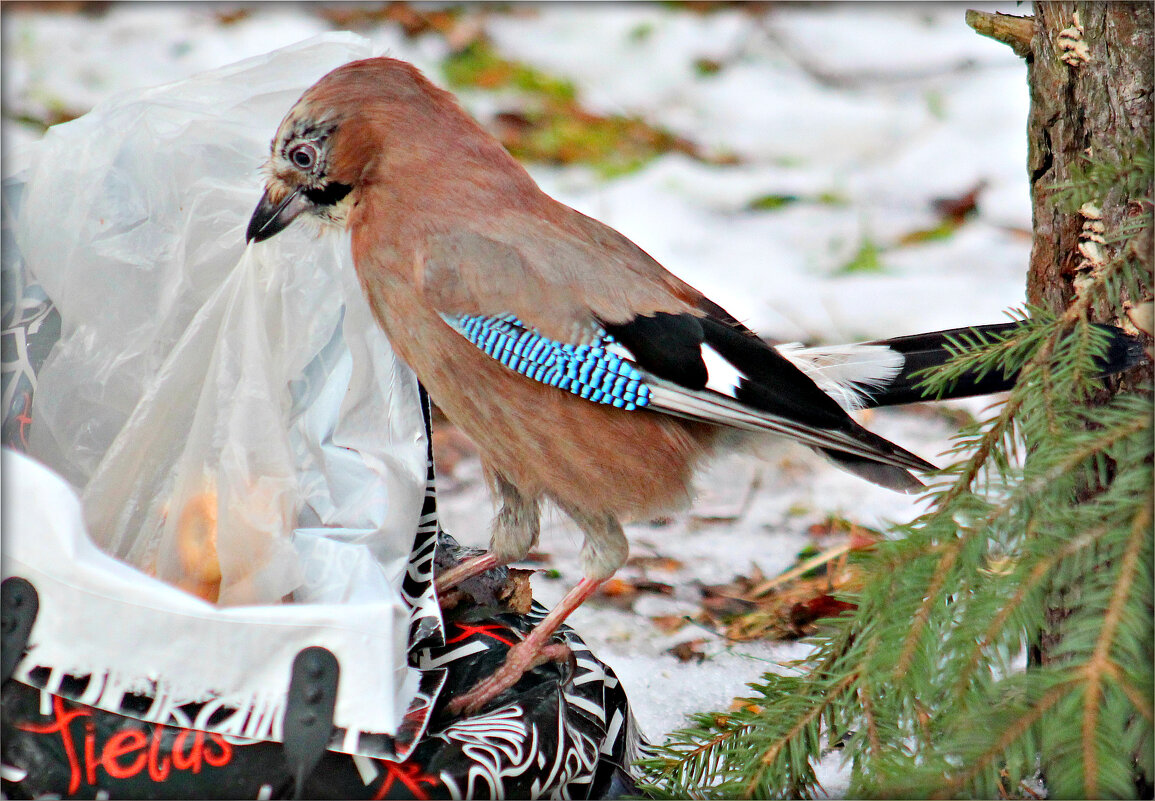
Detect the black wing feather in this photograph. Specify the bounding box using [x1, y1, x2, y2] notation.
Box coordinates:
[698, 317, 850, 430]
[602, 312, 709, 389]
[603, 308, 852, 430]
[598, 304, 936, 484]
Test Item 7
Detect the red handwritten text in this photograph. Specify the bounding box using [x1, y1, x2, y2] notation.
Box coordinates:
[15, 695, 234, 794]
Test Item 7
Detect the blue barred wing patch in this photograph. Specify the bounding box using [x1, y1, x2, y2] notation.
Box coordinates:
[443, 314, 652, 410]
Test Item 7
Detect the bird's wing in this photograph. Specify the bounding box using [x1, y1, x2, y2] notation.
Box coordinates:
[419, 222, 934, 478]
[421, 215, 703, 342]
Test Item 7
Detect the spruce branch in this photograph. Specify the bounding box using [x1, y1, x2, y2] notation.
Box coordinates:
[1112, 662, 1155, 727]
[744, 672, 858, 796]
[932, 678, 1077, 799]
[965, 9, 1034, 58]
[892, 536, 961, 680]
[1081, 498, 1153, 798]
[951, 524, 1106, 700]
[859, 642, 883, 759]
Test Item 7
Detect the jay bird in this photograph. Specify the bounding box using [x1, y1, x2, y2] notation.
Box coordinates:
[247, 58, 1143, 715]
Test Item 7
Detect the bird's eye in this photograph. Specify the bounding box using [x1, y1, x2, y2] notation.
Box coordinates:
[288, 142, 318, 170]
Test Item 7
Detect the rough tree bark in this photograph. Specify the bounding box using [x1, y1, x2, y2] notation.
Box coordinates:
[969, 2, 1153, 357]
[1026, 3, 1153, 324]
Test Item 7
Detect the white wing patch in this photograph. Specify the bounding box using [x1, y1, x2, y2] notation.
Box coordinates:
[775, 343, 905, 411]
[701, 343, 743, 398]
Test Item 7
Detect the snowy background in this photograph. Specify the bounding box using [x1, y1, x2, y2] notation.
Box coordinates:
[4, 1, 1033, 788]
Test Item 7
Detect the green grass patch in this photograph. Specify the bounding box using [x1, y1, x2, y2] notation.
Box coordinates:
[838, 236, 887, 274]
[443, 38, 726, 178]
[443, 39, 576, 101]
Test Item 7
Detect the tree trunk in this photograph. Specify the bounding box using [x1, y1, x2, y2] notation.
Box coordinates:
[973, 2, 1153, 793]
[1025, 0, 1154, 663]
[1026, 2, 1153, 322]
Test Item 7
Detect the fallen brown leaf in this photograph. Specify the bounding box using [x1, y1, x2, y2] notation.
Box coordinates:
[932, 180, 988, 224]
[626, 555, 685, 572]
[666, 638, 709, 663]
[497, 567, 535, 615]
[728, 698, 763, 715]
[650, 615, 690, 635]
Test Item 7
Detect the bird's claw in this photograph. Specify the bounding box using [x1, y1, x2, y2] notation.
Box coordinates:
[446, 640, 575, 717]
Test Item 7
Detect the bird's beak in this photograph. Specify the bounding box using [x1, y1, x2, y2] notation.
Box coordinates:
[246, 187, 310, 243]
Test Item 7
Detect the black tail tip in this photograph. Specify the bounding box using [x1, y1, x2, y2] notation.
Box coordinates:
[1096, 324, 1149, 377]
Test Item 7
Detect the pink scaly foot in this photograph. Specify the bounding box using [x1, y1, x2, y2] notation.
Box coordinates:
[447, 641, 574, 716]
[446, 576, 603, 716]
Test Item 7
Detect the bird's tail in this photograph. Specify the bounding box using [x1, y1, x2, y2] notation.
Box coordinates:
[785, 321, 1146, 410]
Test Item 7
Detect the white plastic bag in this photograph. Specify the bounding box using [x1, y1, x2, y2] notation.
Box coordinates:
[3, 448, 417, 750]
[16, 31, 430, 607]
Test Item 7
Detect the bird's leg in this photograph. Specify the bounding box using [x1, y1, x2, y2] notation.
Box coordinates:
[433, 551, 502, 594]
[447, 509, 627, 716]
[435, 473, 540, 593]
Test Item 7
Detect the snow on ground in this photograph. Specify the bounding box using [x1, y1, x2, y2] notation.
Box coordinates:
[4, 2, 1032, 790]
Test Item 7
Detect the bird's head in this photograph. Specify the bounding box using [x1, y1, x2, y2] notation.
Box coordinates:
[247, 58, 436, 244]
[247, 57, 541, 246]
[246, 96, 358, 243]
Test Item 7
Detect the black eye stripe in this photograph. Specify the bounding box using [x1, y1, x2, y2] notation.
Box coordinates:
[304, 182, 353, 206]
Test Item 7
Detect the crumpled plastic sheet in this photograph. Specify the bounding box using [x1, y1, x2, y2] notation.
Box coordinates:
[15, 31, 428, 608]
[6, 32, 437, 743]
